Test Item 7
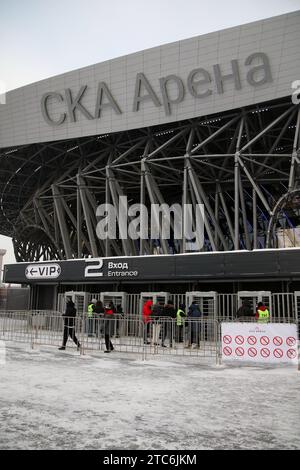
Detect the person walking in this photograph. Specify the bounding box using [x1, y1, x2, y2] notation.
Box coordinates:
[256, 302, 270, 323]
[104, 302, 115, 353]
[176, 303, 186, 343]
[59, 298, 81, 350]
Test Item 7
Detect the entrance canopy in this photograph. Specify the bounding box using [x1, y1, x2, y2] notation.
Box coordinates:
[4, 249, 300, 285]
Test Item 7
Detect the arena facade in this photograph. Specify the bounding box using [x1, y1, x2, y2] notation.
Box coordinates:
[1, 11, 300, 309]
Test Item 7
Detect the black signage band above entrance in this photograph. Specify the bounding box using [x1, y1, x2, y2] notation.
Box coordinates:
[4, 249, 300, 284]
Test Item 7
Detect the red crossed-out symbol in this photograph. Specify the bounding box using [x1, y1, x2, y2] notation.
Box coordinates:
[273, 348, 284, 359]
[287, 349, 297, 360]
[273, 336, 283, 346]
[248, 347, 257, 357]
[223, 335, 232, 344]
[235, 347, 245, 357]
[260, 348, 270, 358]
[260, 336, 270, 346]
[286, 337, 296, 347]
[235, 335, 244, 345]
[247, 336, 257, 345]
[223, 346, 232, 356]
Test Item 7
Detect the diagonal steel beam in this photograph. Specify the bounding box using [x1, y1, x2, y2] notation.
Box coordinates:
[51, 185, 73, 259]
[191, 116, 239, 155]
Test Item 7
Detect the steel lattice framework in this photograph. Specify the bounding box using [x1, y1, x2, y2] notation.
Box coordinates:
[0, 97, 300, 262]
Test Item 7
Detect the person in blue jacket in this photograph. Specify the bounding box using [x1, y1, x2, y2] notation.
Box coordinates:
[186, 301, 202, 348]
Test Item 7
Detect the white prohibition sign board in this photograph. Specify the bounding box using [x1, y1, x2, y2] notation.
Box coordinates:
[221, 323, 298, 365]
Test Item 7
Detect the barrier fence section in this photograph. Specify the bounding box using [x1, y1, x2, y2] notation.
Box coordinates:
[0, 311, 297, 365]
[0, 311, 221, 363]
[143, 317, 220, 361]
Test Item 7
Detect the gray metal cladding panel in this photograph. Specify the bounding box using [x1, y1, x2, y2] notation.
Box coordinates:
[277, 250, 300, 274]
[175, 254, 225, 278]
[1, 11, 300, 148]
[224, 252, 279, 276]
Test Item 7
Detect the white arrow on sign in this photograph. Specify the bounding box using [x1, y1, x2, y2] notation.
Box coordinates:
[25, 264, 61, 279]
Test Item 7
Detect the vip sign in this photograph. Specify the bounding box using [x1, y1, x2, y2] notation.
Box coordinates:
[221, 323, 298, 365]
[25, 264, 61, 279]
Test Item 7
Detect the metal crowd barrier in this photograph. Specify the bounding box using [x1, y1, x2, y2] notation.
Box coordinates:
[0, 311, 146, 357]
[0, 311, 33, 345]
[81, 314, 145, 355]
[0, 311, 297, 364]
[142, 317, 220, 361]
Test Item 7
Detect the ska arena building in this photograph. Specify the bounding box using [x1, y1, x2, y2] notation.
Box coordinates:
[1, 11, 300, 313]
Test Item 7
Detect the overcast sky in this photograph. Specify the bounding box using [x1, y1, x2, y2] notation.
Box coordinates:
[1, 0, 300, 270]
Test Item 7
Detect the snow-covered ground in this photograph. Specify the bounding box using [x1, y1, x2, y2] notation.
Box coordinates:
[0, 342, 299, 450]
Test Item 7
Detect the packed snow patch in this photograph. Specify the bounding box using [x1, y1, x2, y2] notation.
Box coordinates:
[0, 343, 299, 450]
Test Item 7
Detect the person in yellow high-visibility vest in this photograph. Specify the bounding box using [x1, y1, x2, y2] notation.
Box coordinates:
[176, 304, 186, 343]
[255, 302, 270, 323]
[87, 299, 97, 336]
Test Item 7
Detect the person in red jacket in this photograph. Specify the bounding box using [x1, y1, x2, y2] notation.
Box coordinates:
[142, 299, 153, 344]
[255, 302, 270, 323]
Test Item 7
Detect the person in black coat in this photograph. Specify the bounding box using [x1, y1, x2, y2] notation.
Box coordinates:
[59, 299, 81, 350]
[103, 302, 115, 353]
[94, 300, 104, 337]
[236, 300, 254, 320]
[187, 302, 202, 347]
[161, 300, 176, 348]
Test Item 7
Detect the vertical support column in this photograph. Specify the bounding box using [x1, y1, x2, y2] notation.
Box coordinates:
[214, 185, 219, 250]
[239, 174, 251, 250]
[234, 117, 244, 250]
[77, 174, 98, 258]
[252, 187, 257, 250]
[140, 160, 146, 256]
[53, 203, 59, 246]
[143, 161, 170, 254]
[182, 156, 188, 253]
[189, 164, 228, 250]
[187, 159, 217, 251]
[77, 185, 82, 257]
[289, 107, 300, 191]
[217, 183, 234, 244]
[105, 169, 111, 257]
[105, 154, 113, 257]
[183, 129, 195, 254]
[51, 185, 73, 259]
[106, 166, 135, 256]
[234, 155, 240, 250]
